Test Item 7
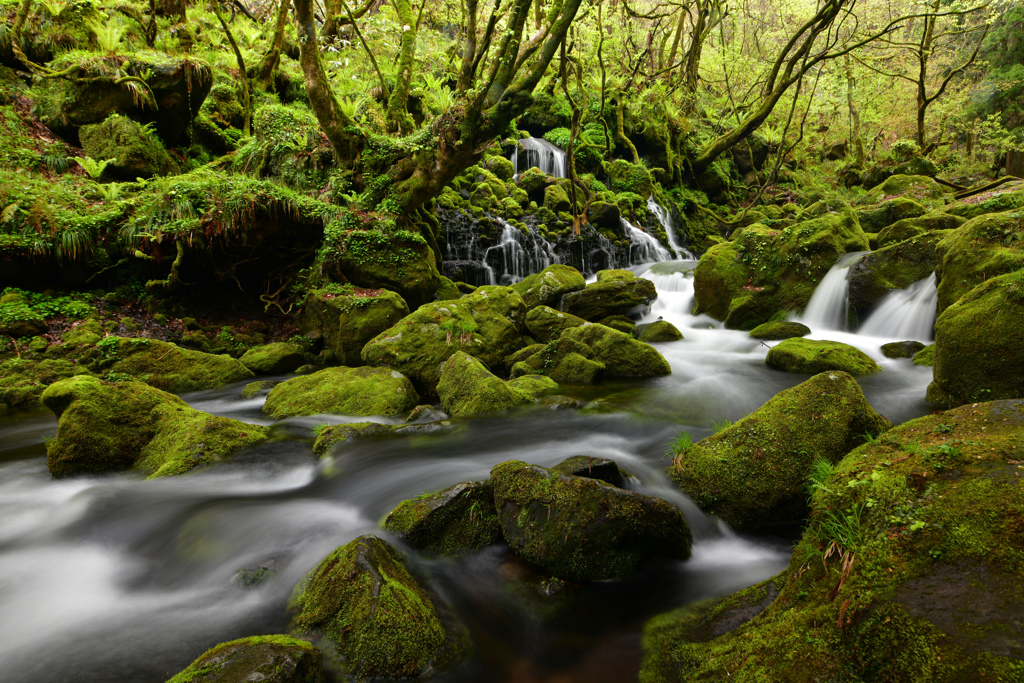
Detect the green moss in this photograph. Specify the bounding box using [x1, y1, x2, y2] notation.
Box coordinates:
[289, 535, 466, 679]
[605, 159, 654, 197]
[935, 210, 1024, 313]
[946, 186, 1024, 220]
[560, 323, 671, 379]
[506, 373, 558, 399]
[263, 366, 419, 419]
[301, 288, 409, 366]
[233, 103, 334, 191]
[312, 421, 397, 457]
[509, 264, 585, 309]
[636, 320, 684, 343]
[913, 343, 935, 366]
[766, 338, 881, 376]
[383, 480, 502, 555]
[437, 351, 530, 417]
[78, 114, 174, 180]
[881, 341, 926, 359]
[0, 357, 90, 413]
[876, 213, 964, 248]
[239, 342, 305, 375]
[749, 321, 810, 340]
[668, 371, 892, 530]
[560, 274, 658, 321]
[524, 305, 587, 342]
[103, 337, 255, 393]
[166, 634, 322, 683]
[510, 337, 606, 384]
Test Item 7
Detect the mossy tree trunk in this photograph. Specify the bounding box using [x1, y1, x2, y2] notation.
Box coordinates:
[255, 0, 293, 91]
[385, 0, 420, 134]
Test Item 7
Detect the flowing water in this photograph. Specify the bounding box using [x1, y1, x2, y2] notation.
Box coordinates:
[0, 257, 940, 682]
[646, 197, 696, 260]
[511, 139, 568, 179]
[795, 251, 869, 331]
[859, 274, 938, 341]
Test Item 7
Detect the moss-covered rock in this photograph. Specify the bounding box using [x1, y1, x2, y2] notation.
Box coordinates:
[505, 374, 558, 399]
[323, 229, 442, 308]
[847, 231, 947, 311]
[748, 321, 810, 340]
[300, 288, 409, 366]
[0, 358, 89, 413]
[605, 159, 654, 197]
[913, 343, 934, 366]
[934, 210, 1024, 313]
[41, 376, 269, 479]
[167, 635, 323, 683]
[560, 274, 658, 321]
[645, 400, 1024, 682]
[551, 455, 626, 487]
[945, 183, 1024, 220]
[105, 338, 254, 393]
[79, 114, 175, 180]
[928, 270, 1024, 408]
[595, 314, 635, 335]
[361, 286, 527, 393]
[561, 323, 672, 379]
[524, 305, 587, 342]
[636, 320, 684, 342]
[262, 366, 418, 419]
[383, 480, 502, 555]
[241, 380, 278, 399]
[483, 155, 514, 181]
[668, 371, 892, 530]
[239, 342, 306, 375]
[766, 338, 881, 376]
[510, 264, 585, 309]
[311, 421, 398, 456]
[587, 201, 621, 230]
[876, 213, 964, 248]
[543, 184, 571, 213]
[509, 337, 606, 384]
[692, 242, 747, 321]
[864, 174, 945, 203]
[289, 535, 466, 679]
[490, 460, 691, 581]
[436, 352, 530, 417]
[881, 340, 926, 359]
[856, 196, 929, 232]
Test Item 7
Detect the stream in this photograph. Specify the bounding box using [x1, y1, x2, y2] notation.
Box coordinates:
[0, 255, 936, 682]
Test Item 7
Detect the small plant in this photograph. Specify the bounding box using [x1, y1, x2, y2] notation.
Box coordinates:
[933, 423, 955, 435]
[312, 421, 330, 438]
[711, 417, 732, 433]
[439, 319, 456, 344]
[666, 428, 693, 461]
[458, 320, 476, 343]
[73, 156, 116, 180]
[90, 18, 127, 53]
[96, 335, 121, 357]
[96, 183, 122, 202]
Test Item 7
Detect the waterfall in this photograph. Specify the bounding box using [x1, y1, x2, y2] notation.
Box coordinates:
[441, 211, 561, 286]
[621, 218, 672, 265]
[482, 219, 561, 285]
[795, 251, 868, 331]
[511, 138, 567, 178]
[859, 273, 938, 341]
[646, 197, 696, 259]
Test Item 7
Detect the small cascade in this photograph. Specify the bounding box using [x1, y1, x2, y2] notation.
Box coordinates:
[796, 251, 868, 331]
[440, 211, 560, 286]
[511, 138, 567, 178]
[622, 218, 672, 265]
[482, 218, 561, 285]
[859, 273, 938, 340]
[646, 197, 696, 259]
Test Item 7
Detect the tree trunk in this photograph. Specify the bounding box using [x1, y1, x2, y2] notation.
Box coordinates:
[844, 55, 865, 167]
[385, 0, 418, 134]
[255, 0, 292, 91]
[1008, 150, 1024, 178]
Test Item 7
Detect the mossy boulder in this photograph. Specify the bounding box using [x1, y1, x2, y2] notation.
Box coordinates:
[79, 114, 175, 180]
[361, 285, 527, 394]
[766, 338, 881, 376]
[945, 183, 1024, 220]
[483, 155, 515, 181]
[517, 167, 553, 204]
[636, 320, 684, 342]
[934, 210, 1024, 313]
[312, 421, 398, 456]
[166, 635, 323, 683]
[543, 184, 571, 213]
[436, 352, 531, 417]
[597, 314, 637, 334]
[876, 213, 964, 248]
[668, 371, 892, 531]
[881, 340, 926, 359]
[289, 535, 466, 679]
[509, 337, 606, 384]
[748, 321, 810, 340]
[41, 376, 269, 479]
[510, 264, 585, 309]
[241, 380, 277, 399]
[645, 400, 1024, 682]
[383, 480, 502, 555]
[928, 271, 1024, 408]
[856, 196, 929, 232]
[560, 274, 658, 321]
[323, 229, 442, 309]
[605, 159, 654, 197]
[551, 455, 626, 487]
[561, 323, 672, 379]
[490, 460, 692, 581]
[239, 342, 306, 375]
[60, 319, 103, 345]
[0, 358, 91, 413]
[864, 174, 945, 203]
[505, 374, 558, 399]
[524, 305, 587, 342]
[913, 343, 935, 366]
[847, 231, 947, 311]
[300, 288, 409, 366]
[691, 242, 747, 321]
[262, 366, 418, 419]
[105, 338, 254, 393]
[587, 201, 621, 230]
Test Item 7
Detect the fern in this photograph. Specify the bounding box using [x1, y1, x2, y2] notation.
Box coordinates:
[90, 18, 127, 53]
[73, 156, 116, 179]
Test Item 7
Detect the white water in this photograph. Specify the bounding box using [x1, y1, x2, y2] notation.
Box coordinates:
[795, 251, 868, 331]
[511, 137, 567, 178]
[859, 273, 938, 341]
[481, 218, 562, 285]
[647, 197, 696, 259]
[622, 218, 672, 264]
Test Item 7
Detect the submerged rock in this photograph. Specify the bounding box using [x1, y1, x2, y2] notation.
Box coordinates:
[490, 460, 691, 582]
[383, 480, 502, 555]
[510, 264, 586, 309]
[669, 371, 892, 530]
[301, 288, 409, 366]
[167, 635, 323, 683]
[41, 376, 269, 478]
[560, 272, 658, 321]
[289, 535, 466, 679]
[881, 340, 926, 359]
[104, 337, 254, 393]
[766, 338, 881, 376]
[748, 321, 810, 341]
[240, 380, 278, 399]
[240, 342, 306, 375]
[437, 351, 531, 417]
[262, 366, 418, 419]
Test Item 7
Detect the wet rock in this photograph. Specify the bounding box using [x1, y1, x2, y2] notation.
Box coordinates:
[510, 264, 586, 309]
[312, 421, 398, 456]
[636, 320, 684, 343]
[506, 374, 558, 399]
[383, 480, 502, 555]
[103, 338, 254, 393]
[41, 376, 269, 479]
[263, 366, 418, 419]
[551, 455, 625, 487]
[437, 351, 530, 417]
[561, 323, 672, 379]
[525, 305, 587, 342]
[560, 273, 658, 321]
[300, 289, 409, 366]
[539, 395, 580, 410]
[766, 338, 881, 376]
[240, 342, 306, 375]
[847, 231, 947, 311]
[881, 341, 926, 359]
[405, 404, 448, 423]
[510, 337, 606, 384]
[668, 371, 892, 530]
[289, 535, 466, 679]
[166, 635, 323, 683]
[490, 460, 691, 581]
[362, 285, 527, 394]
[748, 321, 810, 340]
[240, 380, 277, 399]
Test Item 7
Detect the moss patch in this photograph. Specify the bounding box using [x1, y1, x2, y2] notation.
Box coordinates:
[766, 338, 881, 376]
[263, 366, 419, 419]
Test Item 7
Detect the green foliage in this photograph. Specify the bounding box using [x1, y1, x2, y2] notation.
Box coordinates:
[711, 417, 732, 433]
[0, 288, 93, 327]
[665, 428, 693, 459]
[72, 156, 115, 179]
